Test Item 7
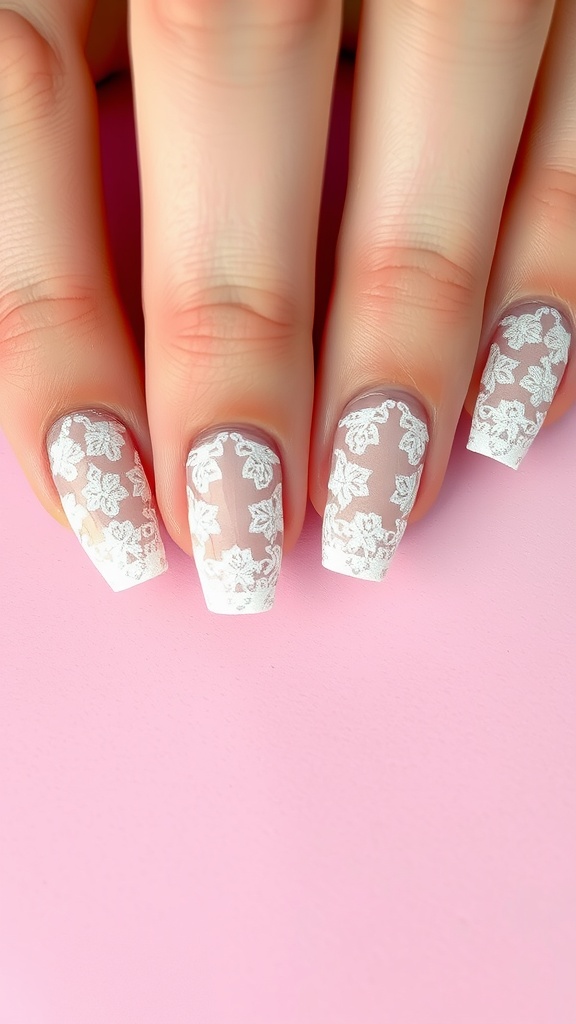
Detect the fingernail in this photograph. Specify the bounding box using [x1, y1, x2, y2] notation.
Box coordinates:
[322, 392, 429, 581]
[47, 410, 168, 591]
[186, 428, 283, 614]
[467, 303, 572, 469]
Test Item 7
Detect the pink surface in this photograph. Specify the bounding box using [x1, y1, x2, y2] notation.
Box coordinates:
[1, 64, 576, 1024]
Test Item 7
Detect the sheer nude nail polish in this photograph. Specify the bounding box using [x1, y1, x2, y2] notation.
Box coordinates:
[322, 392, 429, 581]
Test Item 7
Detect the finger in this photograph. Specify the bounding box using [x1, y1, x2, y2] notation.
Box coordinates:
[0, 6, 167, 590]
[310, 0, 555, 581]
[130, 0, 342, 613]
[466, 0, 576, 469]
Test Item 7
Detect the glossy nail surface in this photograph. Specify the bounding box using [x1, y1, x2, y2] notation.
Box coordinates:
[47, 410, 168, 590]
[186, 429, 283, 614]
[467, 303, 571, 469]
[322, 393, 429, 581]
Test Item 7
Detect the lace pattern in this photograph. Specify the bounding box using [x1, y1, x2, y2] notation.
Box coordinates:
[47, 411, 168, 590]
[322, 395, 429, 581]
[467, 304, 571, 468]
[186, 430, 283, 613]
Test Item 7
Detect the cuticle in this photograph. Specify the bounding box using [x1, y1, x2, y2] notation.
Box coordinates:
[485, 296, 574, 345]
[339, 385, 435, 433]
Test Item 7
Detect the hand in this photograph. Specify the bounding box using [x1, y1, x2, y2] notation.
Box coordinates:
[0, 1, 573, 612]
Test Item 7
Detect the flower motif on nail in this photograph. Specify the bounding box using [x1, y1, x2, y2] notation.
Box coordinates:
[81, 463, 129, 517]
[202, 545, 263, 591]
[79, 416, 126, 462]
[340, 511, 389, 555]
[501, 310, 544, 349]
[249, 482, 284, 542]
[186, 433, 228, 494]
[398, 402, 429, 466]
[338, 400, 396, 455]
[322, 504, 408, 580]
[49, 422, 85, 482]
[390, 466, 423, 517]
[519, 356, 558, 408]
[467, 305, 571, 468]
[480, 343, 519, 396]
[187, 489, 221, 546]
[474, 399, 536, 458]
[328, 449, 372, 511]
[126, 451, 152, 503]
[231, 433, 281, 490]
[544, 312, 571, 365]
[196, 541, 282, 613]
[101, 520, 145, 576]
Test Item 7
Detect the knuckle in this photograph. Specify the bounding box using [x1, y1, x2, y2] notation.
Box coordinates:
[350, 244, 477, 326]
[151, 0, 332, 42]
[0, 287, 101, 381]
[156, 290, 299, 385]
[0, 9, 64, 119]
[403, 0, 546, 25]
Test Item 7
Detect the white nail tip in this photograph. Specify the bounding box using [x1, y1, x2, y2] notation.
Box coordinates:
[465, 436, 522, 470]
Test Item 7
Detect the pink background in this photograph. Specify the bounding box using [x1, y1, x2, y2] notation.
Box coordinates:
[1, 62, 575, 1024]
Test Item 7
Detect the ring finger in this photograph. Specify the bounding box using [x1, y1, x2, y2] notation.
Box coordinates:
[310, 0, 555, 581]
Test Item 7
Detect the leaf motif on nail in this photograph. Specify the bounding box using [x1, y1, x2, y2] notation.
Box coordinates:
[82, 418, 126, 461]
[230, 433, 280, 490]
[390, 467, 422, 517]
[519, 356, 558, 408]
[186, 433, 228, 494]
[49, 420, 85, 482]
[480, 344, 519, 396]
[397, 402, 429, 466]
[248, 482, 284, 542]
[126, 451, 152, 503]
[338, 400, 396, 455]
[328, 449, 372, 511]
[81, 463, 129, 517]
[501, 311, 544, 349]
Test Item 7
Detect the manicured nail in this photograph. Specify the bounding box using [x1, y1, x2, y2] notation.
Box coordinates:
[322, 392, 429, 581]
[186, 429, 283, 614]
[467, 303, 571, 469]
[47, 410, 168, 591]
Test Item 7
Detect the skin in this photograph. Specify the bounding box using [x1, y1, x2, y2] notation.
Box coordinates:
[1, 0, 576, 570]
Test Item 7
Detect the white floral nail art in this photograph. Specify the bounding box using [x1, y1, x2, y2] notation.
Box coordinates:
[186, 431, 283, 614]
[322, 395, 429, 582]
[467, 305, 571, 468]
[47, 411, 168, 591]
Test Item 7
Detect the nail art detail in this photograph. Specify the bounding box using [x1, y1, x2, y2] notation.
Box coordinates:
[47, 410, 168, 591]
[186, 430, 283, 614]
[322, 394, 429, 581]
[467, 303, 571, 469]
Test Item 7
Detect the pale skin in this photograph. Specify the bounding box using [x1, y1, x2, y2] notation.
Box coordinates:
[1, 0, 576, 569]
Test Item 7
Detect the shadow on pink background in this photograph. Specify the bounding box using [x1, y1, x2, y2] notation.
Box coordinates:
[1, 62, 575, 1024]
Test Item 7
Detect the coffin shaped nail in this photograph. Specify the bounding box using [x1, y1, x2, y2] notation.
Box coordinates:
[322, 392, 429, 581]
[47, 410, 168, 590]
[467, 303, 571, 469]
[186, 429, 283, 614]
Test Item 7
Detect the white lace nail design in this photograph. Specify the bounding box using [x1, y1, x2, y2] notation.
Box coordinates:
[467, 304, 571, 469]
[186, 430, 283, 614]
[322, 395, 429, 581]
[47, 411, 168, 591]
